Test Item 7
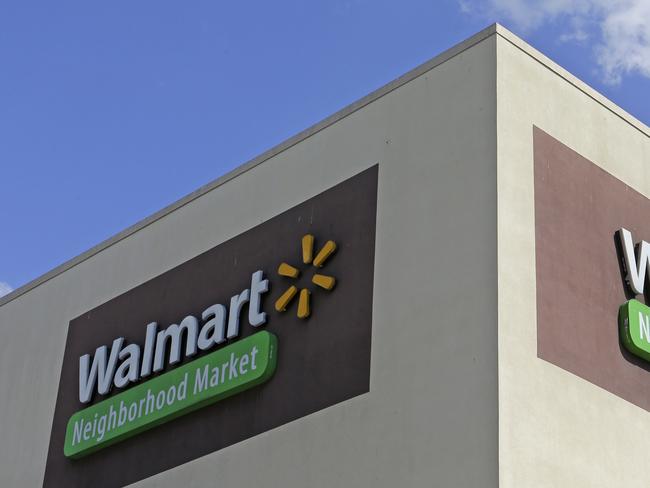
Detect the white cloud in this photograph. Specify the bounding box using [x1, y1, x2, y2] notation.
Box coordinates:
[459, 0, 650, 84]
[0, 282, 12, 298]
[597, 1, 650, 84]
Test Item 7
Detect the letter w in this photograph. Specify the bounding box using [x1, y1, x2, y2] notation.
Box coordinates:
[79, 338, 124, 404]
[619, 228, 650, 295]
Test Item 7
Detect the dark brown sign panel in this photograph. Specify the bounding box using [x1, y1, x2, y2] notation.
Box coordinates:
[44, 166, 377, 487]
[534, 127, 650, 410]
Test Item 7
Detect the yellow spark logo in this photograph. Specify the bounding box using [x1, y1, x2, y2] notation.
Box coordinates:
[274, 234, 337, 319]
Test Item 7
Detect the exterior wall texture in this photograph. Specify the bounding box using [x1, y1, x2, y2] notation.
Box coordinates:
[0, 31, 498, 487]
[496, 27, 650, 488]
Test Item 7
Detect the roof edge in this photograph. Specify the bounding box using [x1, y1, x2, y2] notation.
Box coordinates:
[495, 24, 650, 137]
[0, 24, 499, 308]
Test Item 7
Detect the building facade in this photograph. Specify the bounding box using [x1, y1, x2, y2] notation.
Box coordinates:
[1, 25, 649, 487]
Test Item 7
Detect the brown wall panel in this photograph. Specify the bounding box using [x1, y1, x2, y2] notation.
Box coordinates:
[43, 166, 378, 487]
[535, 127, 650, 410]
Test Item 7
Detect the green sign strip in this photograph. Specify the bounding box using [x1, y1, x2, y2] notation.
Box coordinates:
[64, 331, 277, 459]
[619, 299, 650, 362]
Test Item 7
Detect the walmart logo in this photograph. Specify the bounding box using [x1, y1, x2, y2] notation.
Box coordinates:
[274, 234, 337, 319]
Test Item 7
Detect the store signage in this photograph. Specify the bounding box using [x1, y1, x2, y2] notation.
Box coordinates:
[44, 165, 377, 488]
[77, 271, 270, 405]
[66, 233, 341, 458]
[65, 331, 276, 458]
[618, 228, 650, 362]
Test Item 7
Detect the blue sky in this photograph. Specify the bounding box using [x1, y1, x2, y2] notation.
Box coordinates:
[2, 0, 650, 295]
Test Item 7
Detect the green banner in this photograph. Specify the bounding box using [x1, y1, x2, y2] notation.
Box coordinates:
[619, 299, 650, 362]
[64, 331, 277, 459]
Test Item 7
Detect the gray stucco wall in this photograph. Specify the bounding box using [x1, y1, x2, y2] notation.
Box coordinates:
[496, 26, 650, 488]
[0, 30, 498, 488]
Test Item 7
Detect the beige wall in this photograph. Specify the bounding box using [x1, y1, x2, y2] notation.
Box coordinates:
[496, 26, 650, 487]
[0, 31, 498, 487]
